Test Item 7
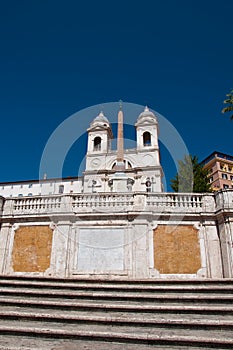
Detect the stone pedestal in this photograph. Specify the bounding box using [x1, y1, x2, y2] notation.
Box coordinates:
[109, 173, 134, 193]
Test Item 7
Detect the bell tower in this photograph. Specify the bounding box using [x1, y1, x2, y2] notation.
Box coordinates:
[135, 106, 159, 150]
[135, 106, 163, 192]
[87, 111, 113, 155]
[85, 111, 113, 172]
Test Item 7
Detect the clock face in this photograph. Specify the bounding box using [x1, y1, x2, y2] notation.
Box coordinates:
[143, 154, 154, 166]
[91, 158, 101, 168]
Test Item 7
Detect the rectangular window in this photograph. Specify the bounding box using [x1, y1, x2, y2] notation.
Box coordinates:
[59, 185, 64, 194]
[209, 176, 213, 183]
[222, 174, 228, 180]
[230, 175, 233, 181]
[223, 184, 229, 189]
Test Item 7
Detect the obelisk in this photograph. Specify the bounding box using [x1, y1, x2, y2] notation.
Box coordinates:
[109, 101, 130, 192]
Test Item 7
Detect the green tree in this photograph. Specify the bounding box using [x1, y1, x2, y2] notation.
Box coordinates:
[222, 89, 233, 120]
[170, 155, 212, 193]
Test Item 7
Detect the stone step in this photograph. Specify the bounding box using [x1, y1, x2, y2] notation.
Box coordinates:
[0, 279, 233, 293]
[0, 337, 232, 350]
[0, 296, 232, 314]
[0, 319, 232, 348]
[1, 275, 233, 286]
[0, 287, 232, 305]
[0, 276, 232, 348]
[0, 309, 232, 330]
[1, 304, 232, 321]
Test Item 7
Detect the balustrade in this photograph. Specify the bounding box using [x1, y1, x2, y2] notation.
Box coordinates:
[12, 195, 62, 214]
[2, 191, 226, 217]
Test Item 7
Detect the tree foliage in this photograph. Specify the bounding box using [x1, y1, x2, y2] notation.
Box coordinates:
[170, 155, 212, 193]
[222, 89, 233, 120]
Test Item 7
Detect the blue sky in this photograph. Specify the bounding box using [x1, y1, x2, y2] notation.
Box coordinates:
[0, 0, 232, 190]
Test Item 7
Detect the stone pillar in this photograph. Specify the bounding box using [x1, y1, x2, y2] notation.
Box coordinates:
[218, 217, 233, 278]
[203, 224, 223, 278]
[49, 221, 71, 277]
[0, 223, 12, 274]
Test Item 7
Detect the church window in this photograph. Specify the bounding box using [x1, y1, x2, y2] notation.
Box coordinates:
[143, 132, 151, 146]
[112, 160, 132, 170]
[59, 185, 64, 194]
[94, 137, 101, 151]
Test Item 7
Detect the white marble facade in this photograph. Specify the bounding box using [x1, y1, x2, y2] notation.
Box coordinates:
[0, 108, 232, 279]
[0, 191, 232, 279]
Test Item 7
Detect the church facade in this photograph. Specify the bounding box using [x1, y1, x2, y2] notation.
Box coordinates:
[0, 107, 232, 279]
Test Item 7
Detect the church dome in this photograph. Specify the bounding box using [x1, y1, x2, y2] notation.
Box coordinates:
[136, 106, 157, 124]
[90, 111, 110, 127]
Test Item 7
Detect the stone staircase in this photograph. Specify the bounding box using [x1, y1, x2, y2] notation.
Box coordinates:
[0, 276, 232, 349]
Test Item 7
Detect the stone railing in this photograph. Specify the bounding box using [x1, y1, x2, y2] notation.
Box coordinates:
[147, 193, 203, 209]
[3, 195, 64, 216]
[1, 190, 232, 217]
[72, 193, 134, 211]
[215, 189, 233, 211]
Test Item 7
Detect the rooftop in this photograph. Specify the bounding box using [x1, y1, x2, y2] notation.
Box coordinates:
[201, 151, 233, 166]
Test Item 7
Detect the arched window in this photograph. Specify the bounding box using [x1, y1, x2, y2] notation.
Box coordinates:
[143, 132, 151, 146]
[112, 160, 132, 170]
[94, 136, 101, 151]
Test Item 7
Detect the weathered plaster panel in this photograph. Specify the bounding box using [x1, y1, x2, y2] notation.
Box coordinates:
[154, 225, 201, 274]
[12, 225, 53, 272]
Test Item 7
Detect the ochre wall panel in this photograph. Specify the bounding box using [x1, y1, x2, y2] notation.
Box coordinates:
[154, 225, 201, 274]
[12, 226, 53, 272]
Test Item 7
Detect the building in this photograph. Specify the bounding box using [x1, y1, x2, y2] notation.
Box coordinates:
[0, 107, 232, 279]
[0, 107, 163, 197]
[202, 151, 233, 191]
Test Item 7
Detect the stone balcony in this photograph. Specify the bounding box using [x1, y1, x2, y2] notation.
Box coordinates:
[1, 190, 232, 218]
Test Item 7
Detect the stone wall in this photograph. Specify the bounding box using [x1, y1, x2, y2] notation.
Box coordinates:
[0, 190, 232, 279]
